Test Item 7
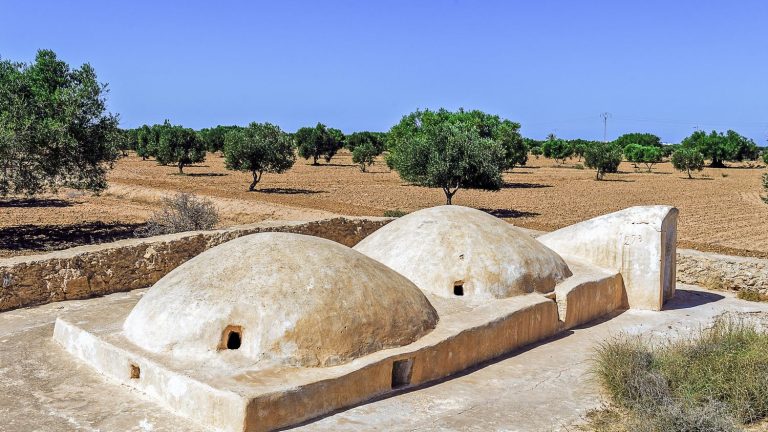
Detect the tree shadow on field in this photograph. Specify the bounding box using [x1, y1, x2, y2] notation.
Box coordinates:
[312, 163, 355, 167]
[505, 167, 541, 173]
[723, 165, 765, 170]
[183, 173, 228, 177]
[0, 221, 146, 253]
[600, 178, 635, 182]
[480, 208, 540, 219]
[682, 176, 714, 180]
[0, 198, 74, 208]
[255, 187, 325, 195]
[502, 182, 552, 189]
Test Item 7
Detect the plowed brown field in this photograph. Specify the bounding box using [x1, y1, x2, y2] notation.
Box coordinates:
[2, 151, 767, 258]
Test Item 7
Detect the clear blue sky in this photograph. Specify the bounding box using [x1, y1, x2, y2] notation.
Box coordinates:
[2, 0, 767, 143]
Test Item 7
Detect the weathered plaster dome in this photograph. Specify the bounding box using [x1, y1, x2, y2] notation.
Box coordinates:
[354, 206, 572, 299]
[123, 233, 438, 368]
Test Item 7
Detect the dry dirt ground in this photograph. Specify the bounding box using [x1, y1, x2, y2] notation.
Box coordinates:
[1, 151, 767, 258]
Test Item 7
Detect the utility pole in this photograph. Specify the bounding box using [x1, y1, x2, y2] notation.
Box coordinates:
[600, 112, 611, 142]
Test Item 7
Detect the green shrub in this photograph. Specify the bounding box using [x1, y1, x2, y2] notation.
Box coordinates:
[592, 317, 768, 430]
[383, 209, 408, 218]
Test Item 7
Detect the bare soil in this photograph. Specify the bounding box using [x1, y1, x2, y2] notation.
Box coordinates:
[2, 151, 767, 258]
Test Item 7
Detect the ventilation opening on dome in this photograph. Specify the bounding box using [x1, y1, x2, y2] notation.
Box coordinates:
[391, 358, 413, 389]
[227, 331, 241, 349]
[130, 363, 140, 379]
[453, 282, 464, 296]
[219, 325, 243, 350]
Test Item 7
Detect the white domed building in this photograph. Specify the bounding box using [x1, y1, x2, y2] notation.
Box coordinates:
[123, 232, 438, 369]
[354, 205, 572, 300]
[54, 205, 677, 432]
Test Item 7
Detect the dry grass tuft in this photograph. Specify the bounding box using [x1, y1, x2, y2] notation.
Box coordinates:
[738, 289, 768, 303]
[585, 317, 768, 431]
[136, 193, 219, 236]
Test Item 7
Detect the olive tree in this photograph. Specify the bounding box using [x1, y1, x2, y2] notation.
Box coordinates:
[614, 132, 662, 149]
[198, 125, 239, 153]
[386, 108, 508, 205]
[671, 147, 705, 179]
[568, 139, 594, 161]
[346, 131, 386, 154]
[497, 120, 528, 170]
[584, 141, 623, 180]
[295, 123, 344, 165]
[624, 144, 663, 172]
[223, 122, 295, 190]
[155, 124, 206, 174]
[136, 122, 168, 160]
[0, 49, 120, 196]
[726, 130, 759, 162]
[682, 129, 758, 167]
[541, 134, 573, 164]
[351, 142, 377, 172]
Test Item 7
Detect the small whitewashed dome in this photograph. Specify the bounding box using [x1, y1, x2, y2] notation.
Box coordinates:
[354, 206, 572, 299]
[123, 232, 438, 368]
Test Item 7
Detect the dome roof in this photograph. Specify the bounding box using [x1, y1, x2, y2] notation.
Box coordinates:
[353, 206, 572, 299]
[123, 233, 438, 368]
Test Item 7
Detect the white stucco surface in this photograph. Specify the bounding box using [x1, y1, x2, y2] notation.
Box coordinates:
[539, 205, 678, 310]
[122, 232, 438, 368]
[353, 206, 572, 299]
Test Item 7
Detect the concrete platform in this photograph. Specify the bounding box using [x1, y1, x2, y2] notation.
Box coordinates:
[2, 284, 763, 431]
[50, 255, 623, 432]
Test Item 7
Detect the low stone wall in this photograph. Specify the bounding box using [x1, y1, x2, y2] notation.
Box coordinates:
[0, 217, 390, 312]
[3, 216, 768, 312]
[676, 249, 768, 292]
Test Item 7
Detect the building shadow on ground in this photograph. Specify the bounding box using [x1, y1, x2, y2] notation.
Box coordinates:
[0, 221, 146, 254]
[662, 289, 724, 311]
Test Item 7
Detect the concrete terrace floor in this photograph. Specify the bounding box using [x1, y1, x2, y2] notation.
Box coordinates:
[0, 285, 762, 432]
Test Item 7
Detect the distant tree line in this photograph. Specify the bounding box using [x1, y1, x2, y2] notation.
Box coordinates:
[524, 129, 762, 180]
[5, 50, 768, 204]
[119, 120, 394, 190]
